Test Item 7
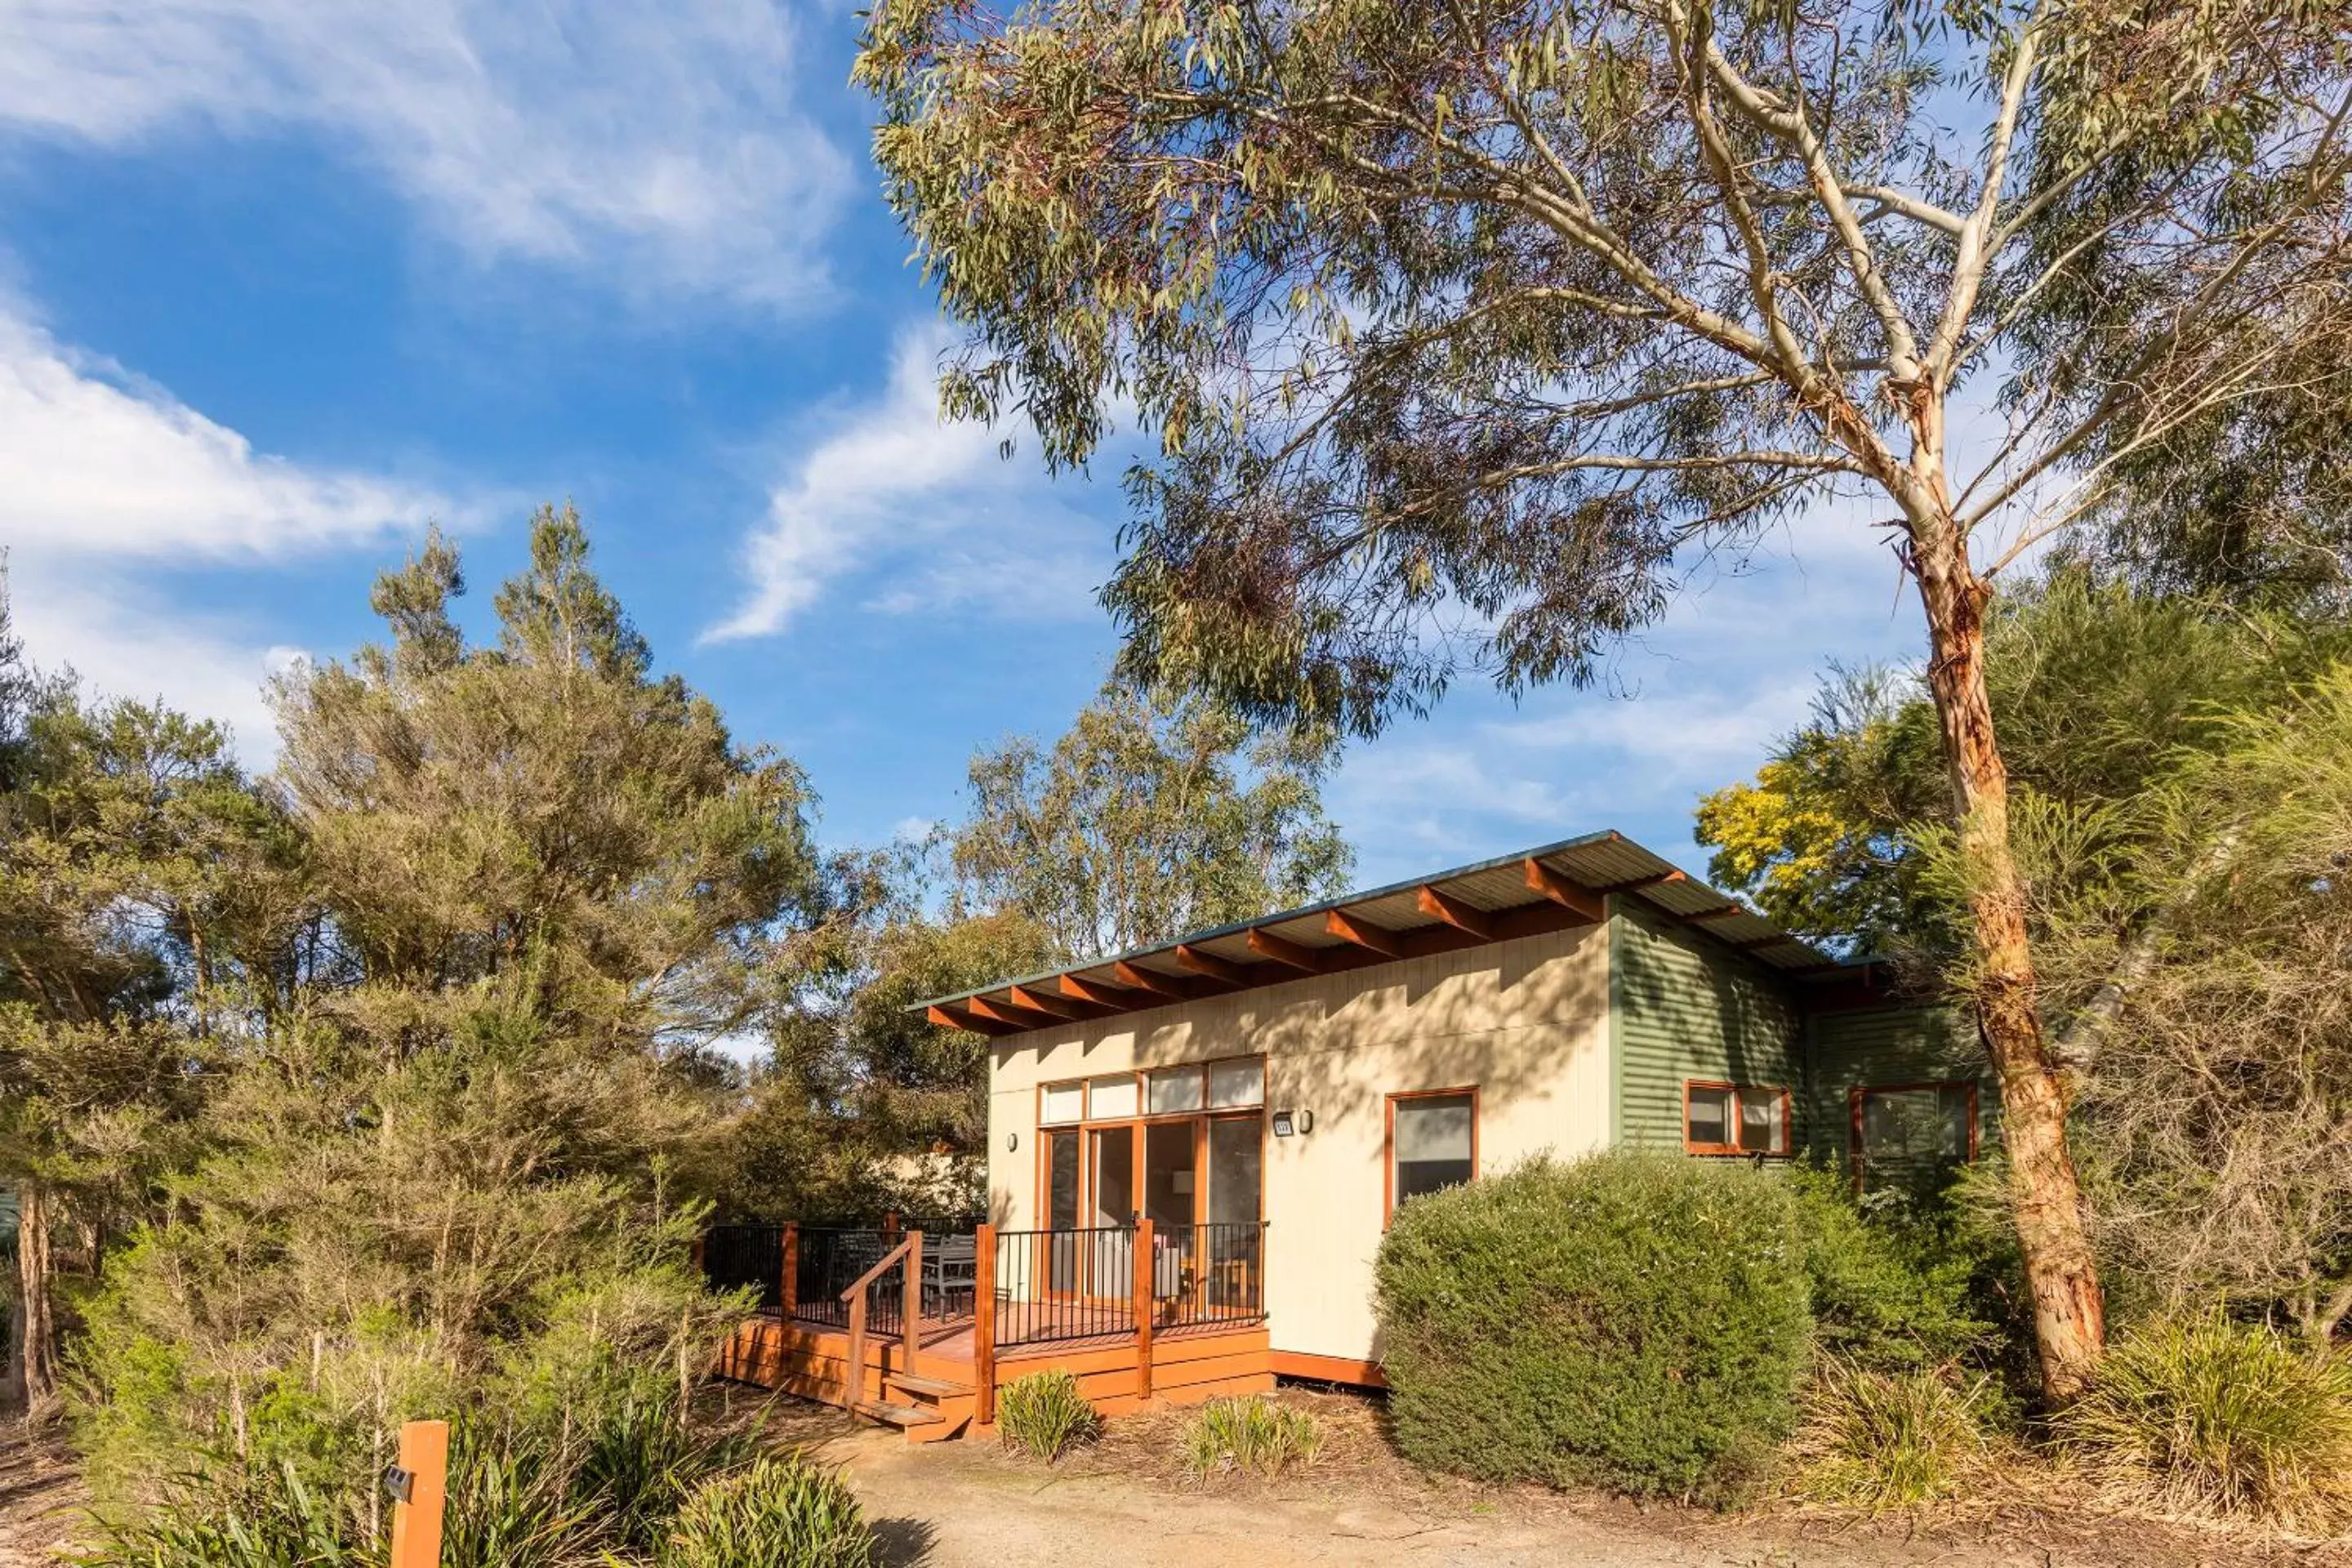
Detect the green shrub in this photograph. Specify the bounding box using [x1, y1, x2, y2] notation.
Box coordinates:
[2055, 1314, 2352, 1528]
[74, 1463, 357, 1568]
[994, 1369, 1102, 1460]
[1374, 1150, 1811, 1506]
[1178, 1396, 1323, 1482]
[662, 1454, 875, 1568]
[1790, 1361, 1990, 1510]
[1784, 1164, 1992, 1374]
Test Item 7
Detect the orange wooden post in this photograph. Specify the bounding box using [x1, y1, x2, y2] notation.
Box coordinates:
[1133, 1218, 1155, 1400]
[779, 1222, 800, 1318]
[846, 1290, 867, 1414]
[387, 1419, 448, 1568]
[973, 1223, 997, 1426]
[902, 1230, 924, 1360]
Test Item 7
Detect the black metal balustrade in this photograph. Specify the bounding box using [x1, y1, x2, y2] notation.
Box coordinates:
[701, 1218, 1268, 1352]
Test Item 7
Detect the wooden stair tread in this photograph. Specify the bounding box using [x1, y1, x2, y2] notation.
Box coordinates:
[884, 1373, 967, 1399]
[855, 1400, 945, 1428]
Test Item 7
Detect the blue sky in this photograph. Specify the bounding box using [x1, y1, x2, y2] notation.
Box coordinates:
[0, 2, 1937, 891]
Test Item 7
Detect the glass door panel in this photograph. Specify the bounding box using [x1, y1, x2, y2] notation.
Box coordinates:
[1088, 1125, 1134, 1298]
[1205, 1116, 1263, 1312]
[1143, 1121, 1196, 1228]
[1045, 1129, 1080, 1293]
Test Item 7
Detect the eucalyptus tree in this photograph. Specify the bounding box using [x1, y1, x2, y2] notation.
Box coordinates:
[955, 682, 1353, 960]
[855, 0, 2352, 1396]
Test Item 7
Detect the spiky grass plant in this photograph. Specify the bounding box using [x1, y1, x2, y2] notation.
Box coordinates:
[660, 1454, 875, 1568]
[2054, 1314, 2352, 1530]
[1178, 1396, 1324, 1483]
[993, 1370, 1102, 1460]
[1789, 1361, 1990, 1510]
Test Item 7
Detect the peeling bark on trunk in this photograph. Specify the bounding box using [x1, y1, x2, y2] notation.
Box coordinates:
[17, 1178, 57, 1406]
[1907, 494, 2105, 1401]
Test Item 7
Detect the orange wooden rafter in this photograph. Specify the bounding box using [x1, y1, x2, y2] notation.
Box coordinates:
[1324, 908, 1405, 957]
[1058, 973, 1143, 1009]
[1521, 858, 1606, 922]
[1245, 928, 1324, 972]
[1111, 960, 1189, 998]
[1415, 884, 1494, 939]
[1174, 943, 1247, 984]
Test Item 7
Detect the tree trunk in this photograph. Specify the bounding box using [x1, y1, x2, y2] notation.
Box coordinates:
[1907, 505, 2106, 1402]
[17, 1178, 57, 1406]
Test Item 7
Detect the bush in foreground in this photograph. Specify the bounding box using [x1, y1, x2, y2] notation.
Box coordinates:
[1374, 1151, 1811, 1506]
[2055, 1314, 2352, 1530]
[662, 1454, 875, 1568]
[1179, 1396, 1323, 1482]
[994, 1370, 1101, 1460]
[1790, 1361, 1991, 1510]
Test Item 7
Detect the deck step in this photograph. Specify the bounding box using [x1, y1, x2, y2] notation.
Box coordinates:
[855, 1400, 946, 1429]
[883, 1373, 966, 1401]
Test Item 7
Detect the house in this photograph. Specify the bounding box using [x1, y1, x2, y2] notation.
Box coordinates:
[707, 830, 1989, 1435]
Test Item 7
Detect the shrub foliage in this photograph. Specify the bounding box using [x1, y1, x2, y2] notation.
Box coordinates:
[1790, 1361, 1992, 1510]
[1374, 1151, 1811, 1504]
[1178, 1396, 1322, 1483]
[993, 1370, 1101, 1460]
[661, 1454, 876, 1568]
[2055, 1314, 2352, 1529]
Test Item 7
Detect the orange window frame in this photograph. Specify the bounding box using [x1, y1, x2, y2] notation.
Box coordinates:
[1846, 1080, 1980, 1187]
[1682, 1080, 1794, 1158]
[1031, 1058, 1269, 1234]
[1383, 1085, 1481, 1224]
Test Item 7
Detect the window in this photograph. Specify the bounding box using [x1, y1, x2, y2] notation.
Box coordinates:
[1684, 1082, 1792, 1156]
[1209, 1058, 1265, 1109]
[1852, 1083, 1976, 1192]
[1040, 1082, 1084, 1125]
[1146, 1065, 1205, 1115]
[1087, 1074, 1138, 1120]
[1388, 1089, 1477, 1216]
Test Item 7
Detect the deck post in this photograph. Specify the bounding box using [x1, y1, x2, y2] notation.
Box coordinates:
[1133, 1218, 1155, 1401]
[902, 1230, 924, 1361]
[846, 1290, 867, 1414]
[973, 1223, 997, 1427]
[779, 1222, 800, 1319]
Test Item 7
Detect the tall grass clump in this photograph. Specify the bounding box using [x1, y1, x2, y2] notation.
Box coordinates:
[1178, 1396, 1323, 1482]
[661, 1454, 875, 1568]
[2055, 1314, 2352, 1530]
[1789, 1362, 1990, 1510]
[994, 1369, 1101, 1460]
[1375, 1150, 1811, 1507]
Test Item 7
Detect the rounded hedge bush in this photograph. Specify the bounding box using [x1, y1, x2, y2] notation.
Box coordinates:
[1374, 1150, 1811, 1505]
[662, 1454, 876, 1568]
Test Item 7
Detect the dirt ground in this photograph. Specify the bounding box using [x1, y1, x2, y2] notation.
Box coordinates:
[751, 1385, 2352, 1568]
[0, 1422, 82, 1568]
[6, 1384, 2349, 1566]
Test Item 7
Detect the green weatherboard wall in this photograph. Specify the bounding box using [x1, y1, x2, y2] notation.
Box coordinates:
[1805, 1003, 1998, 1161]
[1608, 897, 1804, 1148]
[1606, 895, 1985, 1160]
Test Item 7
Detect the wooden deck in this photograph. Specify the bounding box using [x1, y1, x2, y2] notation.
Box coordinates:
[718, 1310, 1273, 1443]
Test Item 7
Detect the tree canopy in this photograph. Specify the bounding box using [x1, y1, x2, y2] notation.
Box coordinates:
[953, 682, 1353, 960]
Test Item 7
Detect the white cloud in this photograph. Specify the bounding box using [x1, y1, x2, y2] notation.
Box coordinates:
[0, 0, 849, 310]
[5, 564, 299, 764]
[0, 309, 451, 559]
[0, 309, 462, 763]
[706, 327, 1115, 641]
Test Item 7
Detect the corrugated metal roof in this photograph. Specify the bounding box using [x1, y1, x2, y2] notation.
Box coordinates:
[914, 830, 1858, 1032]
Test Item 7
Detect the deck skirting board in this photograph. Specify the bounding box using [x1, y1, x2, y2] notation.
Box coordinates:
[715, 1315, 1272, 1441]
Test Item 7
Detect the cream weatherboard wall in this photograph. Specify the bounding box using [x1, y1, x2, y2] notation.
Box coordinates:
[985, 923, 1612, 1365]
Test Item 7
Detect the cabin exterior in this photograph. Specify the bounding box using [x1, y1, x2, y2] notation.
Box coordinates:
[708, 830, 1989, 1436]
